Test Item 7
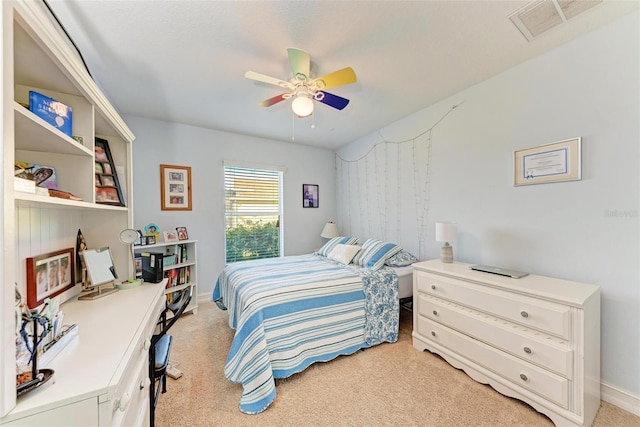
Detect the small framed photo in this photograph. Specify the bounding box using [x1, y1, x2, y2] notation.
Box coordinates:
[302, 184, 319, 208]
[146, 234, 156, 245]
[163, 230, 179, 243]
[514, 137, 581, 186]
[176, 227, 189, 241]
[160, 164, 192, 211]
[26, 248, 75, 308]
[133, 230, 143, 246]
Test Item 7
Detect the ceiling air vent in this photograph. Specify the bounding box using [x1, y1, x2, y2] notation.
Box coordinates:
[509, 0, 603, 41]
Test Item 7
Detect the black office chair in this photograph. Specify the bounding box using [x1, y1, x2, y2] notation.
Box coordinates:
[149, 286, 192, 427]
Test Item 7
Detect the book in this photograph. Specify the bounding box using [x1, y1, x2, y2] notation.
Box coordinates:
[29, 91, 73, 136]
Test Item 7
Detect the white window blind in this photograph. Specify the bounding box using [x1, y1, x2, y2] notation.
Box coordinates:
[224, 165, 282, 263]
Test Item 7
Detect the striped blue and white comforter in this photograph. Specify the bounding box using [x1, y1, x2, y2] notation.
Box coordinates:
[213, 254, 399, 414]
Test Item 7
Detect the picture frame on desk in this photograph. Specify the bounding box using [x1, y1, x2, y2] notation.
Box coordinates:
[26, 248, 75, 309]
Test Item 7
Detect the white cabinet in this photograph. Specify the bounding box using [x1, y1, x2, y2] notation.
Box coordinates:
[0, 282, 166, 426]
[134, 240, 199, 314]
[2, 0, 136, 418]
[412, 260, 600, 427]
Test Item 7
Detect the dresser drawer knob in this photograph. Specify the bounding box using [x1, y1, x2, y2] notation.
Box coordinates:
[140, 378, 150, 390]
[431, 284, 436, 290]
[523, 346, 532, 354]
[520, 311, 529, 318]
[519, 373, 529, 382]
[431, 331, 437, 337]
[432, 310, 438, 316]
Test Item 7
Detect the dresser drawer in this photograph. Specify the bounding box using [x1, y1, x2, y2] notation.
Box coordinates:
[417, 317, 569, 409]
[417, 294, 573, 378]
[416, 271, 570, 338]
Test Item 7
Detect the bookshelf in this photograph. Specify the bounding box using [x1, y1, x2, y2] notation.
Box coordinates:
[2, 0, 137, 421]
[134, 240, 198, 314]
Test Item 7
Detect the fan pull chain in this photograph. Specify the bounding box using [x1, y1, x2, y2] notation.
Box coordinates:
[291, 111, 295, 141]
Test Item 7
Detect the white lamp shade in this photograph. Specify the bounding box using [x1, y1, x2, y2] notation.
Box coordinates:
[292, 95, 314, 117]
[435, 221, 457, 243]
[320, 222, 339, 238]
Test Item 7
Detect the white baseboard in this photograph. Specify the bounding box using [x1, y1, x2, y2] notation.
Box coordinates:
[601, 381, 640, 416]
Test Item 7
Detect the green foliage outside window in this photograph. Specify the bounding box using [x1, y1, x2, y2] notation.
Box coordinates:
[226, 221, 279, 262]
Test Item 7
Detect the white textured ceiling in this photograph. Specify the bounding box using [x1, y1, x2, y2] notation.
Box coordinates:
[47, 0, 638, 150]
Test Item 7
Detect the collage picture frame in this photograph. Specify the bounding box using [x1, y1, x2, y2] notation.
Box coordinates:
[160, 164, 192, 211]
[95, 138, 125, 206]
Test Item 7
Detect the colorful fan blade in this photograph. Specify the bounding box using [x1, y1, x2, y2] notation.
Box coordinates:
[316, 91, 350, 110]
[314, 67, 357, 90]
[258, 94, 287, 107]
[245, 71, 294, 90]
[287, 48, 311, 81]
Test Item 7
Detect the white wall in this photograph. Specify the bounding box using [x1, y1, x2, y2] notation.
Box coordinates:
[127, 116, 336, 298]
[338, 11, 640, 400]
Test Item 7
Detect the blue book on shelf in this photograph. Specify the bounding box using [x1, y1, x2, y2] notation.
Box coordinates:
[29, 91, 72, 136]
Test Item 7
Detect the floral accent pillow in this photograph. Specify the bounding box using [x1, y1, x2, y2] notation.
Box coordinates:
[385, 250, 419, 267]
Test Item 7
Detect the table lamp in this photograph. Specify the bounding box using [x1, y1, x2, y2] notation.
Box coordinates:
[435, 221, 457, 263]
[320, 221, 339, 239]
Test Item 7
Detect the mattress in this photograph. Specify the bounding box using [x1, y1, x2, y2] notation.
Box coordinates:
[391, 265, 414, 299]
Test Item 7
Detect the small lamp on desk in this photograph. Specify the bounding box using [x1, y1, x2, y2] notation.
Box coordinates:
[320, 221, 339, 239]
[435, 221, 457, 263]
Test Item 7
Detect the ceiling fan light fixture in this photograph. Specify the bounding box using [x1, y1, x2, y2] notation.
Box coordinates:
[292, 94, 314, 117]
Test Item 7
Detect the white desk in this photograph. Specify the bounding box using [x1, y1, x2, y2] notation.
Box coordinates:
[1, 281, 166, 426]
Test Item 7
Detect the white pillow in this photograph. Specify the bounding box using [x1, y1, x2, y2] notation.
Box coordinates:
[327, 244, 361, 265]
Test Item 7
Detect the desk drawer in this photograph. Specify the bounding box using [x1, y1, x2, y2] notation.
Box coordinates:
[417, 294, 573, 378]
[416, 272, 570, 338]
[417, 317, 569, 409]
[106, 291, 163, 426]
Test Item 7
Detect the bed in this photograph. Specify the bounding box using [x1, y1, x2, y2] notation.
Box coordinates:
[213, 237, 416, 414]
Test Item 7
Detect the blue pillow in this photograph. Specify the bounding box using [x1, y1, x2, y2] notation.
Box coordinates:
[316, 236, 358, 257]
[353, 238, 402, 270]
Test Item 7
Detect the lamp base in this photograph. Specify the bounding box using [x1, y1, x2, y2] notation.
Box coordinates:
[440, 243, 454, 263]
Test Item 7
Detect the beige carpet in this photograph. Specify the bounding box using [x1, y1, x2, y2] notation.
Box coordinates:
[156, 301, 639, 427]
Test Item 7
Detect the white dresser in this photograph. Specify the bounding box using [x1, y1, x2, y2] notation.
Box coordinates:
[0, 281, 166, 426]
[412, 260, 600, 427]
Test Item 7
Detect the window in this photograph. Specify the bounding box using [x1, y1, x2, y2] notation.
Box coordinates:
[224, 164, 283, 263]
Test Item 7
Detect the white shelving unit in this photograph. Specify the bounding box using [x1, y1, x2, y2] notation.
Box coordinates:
[135, 240, 199, 314]
[1, 0, 138, 422]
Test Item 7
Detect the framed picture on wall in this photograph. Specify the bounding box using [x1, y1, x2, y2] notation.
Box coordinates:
[514, 137, 582, 186]
[160, 164, 192, 211]
[302, 184, 319, 208]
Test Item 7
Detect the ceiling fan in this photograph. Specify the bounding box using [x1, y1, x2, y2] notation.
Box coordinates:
[245, 48, 357, 118]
